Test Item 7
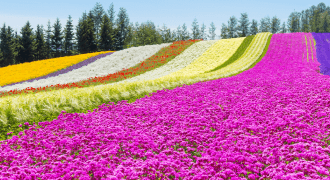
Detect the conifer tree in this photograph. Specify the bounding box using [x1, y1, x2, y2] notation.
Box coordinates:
[176, 25, 183, 41]
[220, 23, 228, 39]
[51, 18, 64, 57]
[191, 18, 200, 40]
[0, 24, 16, 66]
[16, 21, 36, 64]
[99, 14, 112, 51]
[280, 22, 287, 33]
[181, 23, 190, 40]
[86, 10, 98, 53]
[34, 24, 47, 61]
[208, 22, 216, 40]
[287, 12, 301, 32]
[237, 12, 250, 37]
[92, 2, 105, 50]
[45, 20, 53, 59]
[107, 2, 117, 50]
[227, 16, 238, 38]
[271, 16, 281, 34]
[63, 15, 75, 56]
[249, 19, 258, 35]
[114, 7, 130, 50]
[199, 23, 207, 40]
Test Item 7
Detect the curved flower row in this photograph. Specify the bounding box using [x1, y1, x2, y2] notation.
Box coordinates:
[0, 43, 172, 92]
[159, 37, 245, 80]
[117, 40, 219, 84]
[0, 51, 114, 86]
[1, 33, 330, 179]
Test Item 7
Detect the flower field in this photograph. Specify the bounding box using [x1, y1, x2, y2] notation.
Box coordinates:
[312, 33, 330, 75]
[1, 32, 330, 179]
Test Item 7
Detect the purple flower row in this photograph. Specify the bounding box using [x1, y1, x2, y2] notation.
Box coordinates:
[311, 33, 330, 75]
[0, 33, 330, 179]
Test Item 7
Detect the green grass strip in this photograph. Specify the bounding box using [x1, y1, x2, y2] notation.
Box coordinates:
[205, 35, 255, 73]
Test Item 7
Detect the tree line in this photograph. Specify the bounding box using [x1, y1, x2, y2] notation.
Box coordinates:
[0, 2, 329, 68]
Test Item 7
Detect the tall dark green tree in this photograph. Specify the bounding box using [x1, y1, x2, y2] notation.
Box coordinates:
[159, 23, 169, 43]
[237, 12, 250, 37]
[123, 22, 134, 49]
[12, 30, 21, 63]
[220, 23, 228, 39]
[16, 21, 36, 64]
[317, 2, 327, 13]
[34, 24, 47, 61]
[45, 20, 53, 59]
[271, 16, 281, 34]
[86, 10, 98, 53]
[199, 23, 207, 40]
[319, 12, 330, 32]
[99, 14, 113, 51]
[280, 21, 287, 33]
[250, 19, 258, 35]
[227, 16, 238, 38]
[301, 10, 311, 32]
[0, 24, 16, 66]
[51, 18, 64, 57]
[208, 22, 216, 40]
[107, 2, 117, 50]
[181, 23, 190, 40]
[260, 16, 271, 32]
[76, 12, 89, 54]
[191, 18, 200, 40]
[63, 15, 75, 56]
[175, 25, 183, 41]
[92, 2, 105, 50]
[114, 7, 130, 50]
[287, 11, 301, 32]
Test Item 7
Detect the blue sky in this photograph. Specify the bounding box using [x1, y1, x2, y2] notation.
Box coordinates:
[0, 0, 325, 40]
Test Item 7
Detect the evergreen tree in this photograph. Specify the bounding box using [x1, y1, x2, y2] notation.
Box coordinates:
[208, 22, 216, 40]
[159, 23, 168, 43]
[227, 16, 238, 38]
[191, 18, 200, 40]
[271, 16, 281, 34]
[76, 12, 89, 54]
[249, 19, 258, 35]
[123, 22, 134, 49]
[237, 12, 250, 37]
[176, 25, 183, 41]
[12, 30, 21, 64]
[92, 2, 105, 50]
[34, 24, 47, 61]
[107, 2, 117, 50]
[16, 21, 36, 64]
[287, 11, 301, 32]
[114, 7, 130, 50]
[260, 16, 271, 32]
[0, 24, 16, 66]
[99, 14, 112, 51]
[301, 10, 311, 32]
[86, 10, 98, 53]
[220, 23, 228, 39]
[181, 23, 190, 40]
[199, 23, 207, 40]
[164, 28, 172, 43]
[317, 2, 327, 14]
[63, 15, 75, 56]
[319, 13, 330, 32]
[51, 18, 64, 57]
[45, 20, 53, 59]
[280, 21, 287, 33]
[171, 29, 178, 42]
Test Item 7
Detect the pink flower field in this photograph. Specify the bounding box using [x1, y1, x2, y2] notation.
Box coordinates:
[1, 32, 330, 179]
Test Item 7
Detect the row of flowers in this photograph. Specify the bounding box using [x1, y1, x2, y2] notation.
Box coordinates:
[0, 40, 201, 99]
[0, 43, 171, 93]
[1, 33, 330, 179]
[0, 51, 114, 87]
[312, 33, 330, 75]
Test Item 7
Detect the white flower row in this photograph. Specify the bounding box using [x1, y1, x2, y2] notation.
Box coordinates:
[0, 43, 172, 92]
[116, 40, 219, 84]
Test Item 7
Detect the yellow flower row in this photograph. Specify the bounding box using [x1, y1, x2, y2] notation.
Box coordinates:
[206, 32, 271, 76]
[158, 37, 245, 80]
[0, 51, 114, 86]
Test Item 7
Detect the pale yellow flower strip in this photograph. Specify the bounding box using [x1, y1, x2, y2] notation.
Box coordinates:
[158, 37, 245, 80]
[203, 32, 271, 77]
[0, 51, 114, 86]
